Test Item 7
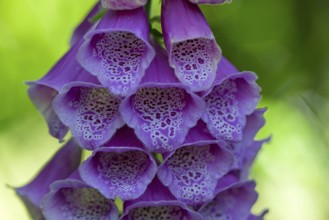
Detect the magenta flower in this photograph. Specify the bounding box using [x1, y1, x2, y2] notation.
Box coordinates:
[15, 139, 82, 219]
[77, 8, 155, 97]
[101, 0, 148, 10]
[42, 173, 119, 220]
[161, 0, 221, 92]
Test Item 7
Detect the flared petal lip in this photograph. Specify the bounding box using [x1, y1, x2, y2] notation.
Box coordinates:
[199, 180, 257, 212]
[81, 27, 155, 71]
[162, 139, 229, 160]
[42, 178, 119, 220]
[137, 81, 193, 94]
[79, 146, 158, 200]
[122, 200, 203, 220]
[53, 81, 125, 150]
[202, 71, 261, 98]
[119, 85, 206, 153]
[87, 146, 153, 155]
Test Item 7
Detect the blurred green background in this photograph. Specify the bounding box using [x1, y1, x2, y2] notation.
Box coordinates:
[1, 0, 329, 219]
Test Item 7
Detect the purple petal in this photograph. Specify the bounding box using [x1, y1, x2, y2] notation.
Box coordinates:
[214, 170, 241, 194]
[42, 179, 118, 220]
[199, 181, 258, 220]
[120, 87, 205, 152]
[70, 2, 102, 46]
[162, 0, 221, 92]
[124, 177, 176, 208]
[121, 200, 203, 220]
[15, 139, 82, 219]
[123, 178, 203, 220]
[202, 71, 261, 142]
[231, 109, 267, 170]
[79, 147, 157, 200]
[53, 82, 124, 150]
[120, 45, 205, 152]
[158, 142, 233, 205]
[101, 0, 148, 10]
[77, 8, 155, 96]
[27, 40, 99, 141]
[189, 0, 232, 5]
[28, 85, 68, 142]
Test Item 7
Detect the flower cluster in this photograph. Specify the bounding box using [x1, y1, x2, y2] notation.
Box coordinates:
[16, 0, 268, 219]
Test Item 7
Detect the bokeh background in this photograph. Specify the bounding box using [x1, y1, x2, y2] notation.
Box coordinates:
[1, 0, 329, 219]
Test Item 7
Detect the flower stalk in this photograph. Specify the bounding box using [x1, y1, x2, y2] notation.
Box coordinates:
[17, 0, 269, 219]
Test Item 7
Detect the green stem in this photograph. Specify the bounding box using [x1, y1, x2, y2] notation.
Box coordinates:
[145, 0, 152, 19]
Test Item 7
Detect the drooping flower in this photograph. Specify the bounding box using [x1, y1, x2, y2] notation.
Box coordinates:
[101, 0, 148, 10]
[199, 181, 262, 220]
[42, 173, 119, 220]
[79, 126, 158, 200]
[202, 68, 261, 142]
[161, 0, 221, 92]
[27, 40, 99, 142]
[120, 43, 205, 152]
[157, 136, 233, 205]
[77, 7, 155, 97]
[52, 81, 124, 150]
[15, 139, 82, 220]
[121, 177, 204, 220]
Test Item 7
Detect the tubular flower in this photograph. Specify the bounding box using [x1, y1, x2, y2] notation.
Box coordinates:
[120, 44, 205, 152]
[77, 7, 155, 97]
[42, 174, 119, 220]
[27, 40, 98, 141]
[53, 81, 124, 150]
[199, 181, 261, 220]
[19, 0, 269, 219]
[161, 0, 221, 92]
[15, 139, 82, 220]
[79, 127, 157, 200]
